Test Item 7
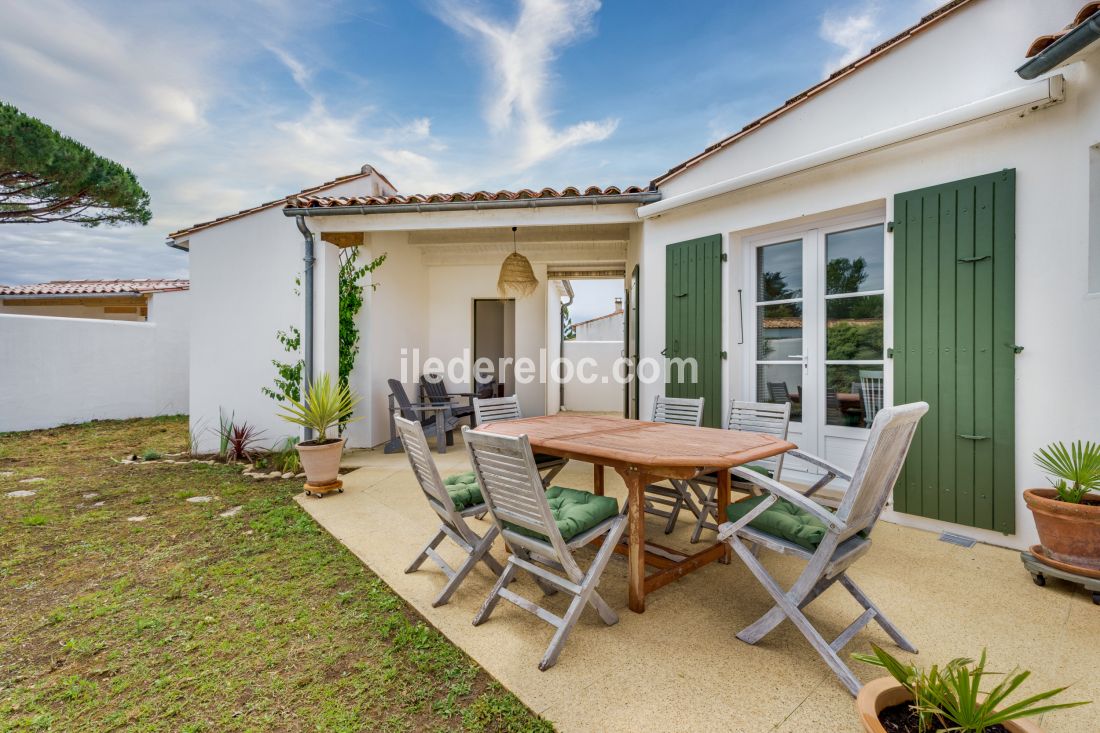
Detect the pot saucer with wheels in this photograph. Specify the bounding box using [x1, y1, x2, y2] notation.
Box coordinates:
[1021, 547, 1100, 605]
[304, 479, 344, 498]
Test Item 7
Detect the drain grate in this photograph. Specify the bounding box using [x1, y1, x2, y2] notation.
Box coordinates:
[938, 532, 976, 548]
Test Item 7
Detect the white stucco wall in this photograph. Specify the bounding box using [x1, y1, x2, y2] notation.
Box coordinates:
[183, 173, 391, 452]
[0, 290, 189, 432]
[637, 0, 1100, 549]
[562, 340, 626, 413]
[574, 311, 623, 341]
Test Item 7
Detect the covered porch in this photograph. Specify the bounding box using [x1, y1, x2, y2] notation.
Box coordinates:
[287, 188, 652, 450]
[301, 435, 1098, 733]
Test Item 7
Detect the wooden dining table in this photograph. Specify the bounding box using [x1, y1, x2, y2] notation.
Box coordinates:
[475, 414, 796, 613]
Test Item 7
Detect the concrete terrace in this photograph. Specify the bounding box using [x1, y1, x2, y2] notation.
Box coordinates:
[300, 435, 1098, 733]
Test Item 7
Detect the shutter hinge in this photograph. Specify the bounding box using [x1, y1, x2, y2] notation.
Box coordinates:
[721, 252, 728, 262]
[886, 221, 895, 233]
[720, 350, 728, 359]
[886, 347, 894, 358]
[1011, 344, 1025, 354]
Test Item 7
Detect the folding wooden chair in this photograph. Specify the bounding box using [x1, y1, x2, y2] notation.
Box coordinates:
[717, 402, 928, 695]
[463, 426, 627, 671]
[394, 415, 505, 607]
[642, 395, 705, 533]
[472, 395, 568, 486]
[682, 400, 791, 543]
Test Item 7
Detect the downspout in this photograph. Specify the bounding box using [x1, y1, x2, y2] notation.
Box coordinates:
[296, 214, 315, 442]
[558, 280, 574, 411]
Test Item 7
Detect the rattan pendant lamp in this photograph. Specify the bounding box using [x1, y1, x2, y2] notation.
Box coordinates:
[497, 226, 538, 297]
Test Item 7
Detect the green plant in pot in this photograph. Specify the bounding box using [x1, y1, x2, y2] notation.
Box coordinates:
[1024, 441, 1100, 572]
[852, 644, 1088, 733]
[276, 373, 362, 487]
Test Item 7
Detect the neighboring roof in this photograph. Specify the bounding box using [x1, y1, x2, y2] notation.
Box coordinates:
[651, 0, 975, 186]
[0, 279, 190, 296]
[286, 185, 653, 211]
[168, 165, 396, 240]
[1025, 2, 1100, 57]
[573, 306, 624, 329]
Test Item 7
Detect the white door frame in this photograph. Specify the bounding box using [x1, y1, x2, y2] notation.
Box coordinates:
[742, 209, 888, 480]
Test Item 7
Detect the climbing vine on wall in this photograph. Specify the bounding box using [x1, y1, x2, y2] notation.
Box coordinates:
[338, 247, 386, 391]
[262, 248, 386, 405]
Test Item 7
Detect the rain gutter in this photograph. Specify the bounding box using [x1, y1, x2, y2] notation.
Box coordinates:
[283, 192, 661, 217]
[1017, 11, 1100, 80]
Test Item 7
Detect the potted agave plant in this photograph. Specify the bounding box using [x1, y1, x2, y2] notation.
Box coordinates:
[1024, 441, 1100, 573]
[277, 373, 362, 492]
[853, 645, 1088, 733]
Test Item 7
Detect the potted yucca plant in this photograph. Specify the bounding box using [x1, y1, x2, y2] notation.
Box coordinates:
[1024, 441, 1100, 572]
[853, 645, 1088, 733]
[276, 373, 362, 490]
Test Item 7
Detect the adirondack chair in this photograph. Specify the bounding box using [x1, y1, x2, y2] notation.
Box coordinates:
[384, 379, 462, 454]
[420, 373, 477, 426]
[474, 374, 499, 399]
[472, 396, 568, 486]
[394, 415, 505, 607]
[716, 402, 929, 696]
[680, 400, 791, 543]
[463, 426, 627, 671]
[642, 395, 705, 533]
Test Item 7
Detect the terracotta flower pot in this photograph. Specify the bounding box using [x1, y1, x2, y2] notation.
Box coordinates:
[856, 677, 1044, 733]
[1024, 488, 1100, 571]
[296, 437, 345, 486]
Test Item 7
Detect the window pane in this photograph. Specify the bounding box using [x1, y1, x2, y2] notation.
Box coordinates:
[758, 303, 803, 360]
[757, 240, 802, 301]
[756, 364, 802, 422]
[826, 295, 883, 360]
[826, 225, 884, 294]
[825, 365, 883, 428]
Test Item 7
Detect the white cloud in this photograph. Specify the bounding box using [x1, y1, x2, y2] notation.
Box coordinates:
[0, 0, 622, 283]
[820, 2, 883, 74]
[433, 0, 618, 170]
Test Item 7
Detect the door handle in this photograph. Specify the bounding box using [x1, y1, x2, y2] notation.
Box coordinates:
[957, 434, 989, 441]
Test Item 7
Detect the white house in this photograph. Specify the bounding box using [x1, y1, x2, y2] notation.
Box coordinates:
[177, 0, 1100, 551]
[0, 278, 189, 321]
[572, 297, 624, 341]
[166, 165, 397, 450]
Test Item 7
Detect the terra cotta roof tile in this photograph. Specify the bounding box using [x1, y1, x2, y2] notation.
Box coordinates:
[285, 185, 651, 210]
[0, 279, 189, 296]
[1024, 2, 1100, 58]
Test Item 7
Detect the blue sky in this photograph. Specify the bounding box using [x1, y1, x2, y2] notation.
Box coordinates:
[0, 0, 938, 297]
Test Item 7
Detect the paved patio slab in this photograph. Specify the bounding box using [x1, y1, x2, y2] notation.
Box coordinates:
[299, 438, 1097, 732]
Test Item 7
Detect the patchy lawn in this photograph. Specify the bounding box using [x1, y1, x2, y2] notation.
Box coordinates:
[0, 417, 552, 733]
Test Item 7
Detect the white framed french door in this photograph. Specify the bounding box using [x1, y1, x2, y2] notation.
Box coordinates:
[743, 213, 887, 481]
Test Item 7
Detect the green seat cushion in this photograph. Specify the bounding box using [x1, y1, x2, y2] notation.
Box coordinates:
[507, 486, 619, 542]
[726, 494, 828, 551]
[442, 472, 483, 511]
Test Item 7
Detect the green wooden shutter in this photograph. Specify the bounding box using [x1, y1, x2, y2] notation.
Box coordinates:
[893, 170, 1016, 533]
[665, 235, 722, 427]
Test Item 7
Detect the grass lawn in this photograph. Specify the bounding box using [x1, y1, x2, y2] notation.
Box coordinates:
[0, 416, 552, 733]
